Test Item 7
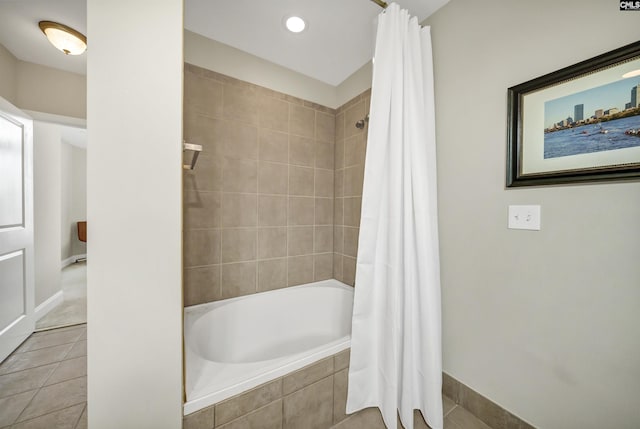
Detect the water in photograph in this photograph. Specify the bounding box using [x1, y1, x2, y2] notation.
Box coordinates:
[544, 115, 640, 159]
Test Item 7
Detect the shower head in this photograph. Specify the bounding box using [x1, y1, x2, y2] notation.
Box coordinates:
[355, 114, 370, 129]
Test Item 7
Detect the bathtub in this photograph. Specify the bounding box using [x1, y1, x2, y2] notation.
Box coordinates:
[183, 279, 353, 415]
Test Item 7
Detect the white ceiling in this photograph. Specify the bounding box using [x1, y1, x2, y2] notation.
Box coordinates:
[0, 0, 448, 86]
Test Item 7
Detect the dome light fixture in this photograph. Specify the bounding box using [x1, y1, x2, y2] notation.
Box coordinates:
[38, 21, 87, 55]
[285, 16, 306, 33]
[622, 69, 640, 79]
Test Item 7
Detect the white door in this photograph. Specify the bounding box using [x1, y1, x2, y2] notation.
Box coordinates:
[0, 97, 34, 362]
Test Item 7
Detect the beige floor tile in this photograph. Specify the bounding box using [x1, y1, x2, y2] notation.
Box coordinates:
[0, 345, 73, 376]
[36, 263, 87, 330]
[16, 377, 86, 422]
[443, 395, 457, 417]
[44, 357, 86, 386]
[16, 330, 84, 354]
[0, 390, 37, 427]
[447, 406, 492, 429]
[64, 341, 87, 360]
[75, 404, 87, 429]
[11, 403, 84, 429]
[0, 364, 57, 399]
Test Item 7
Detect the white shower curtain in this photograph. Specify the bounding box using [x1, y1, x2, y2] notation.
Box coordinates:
[345, 3, 442, 429]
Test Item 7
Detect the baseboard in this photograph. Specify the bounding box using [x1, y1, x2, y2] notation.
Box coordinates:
[443, 372, 537, 429]
[62, 254, 87, 268]
[34, 290, 64, 321]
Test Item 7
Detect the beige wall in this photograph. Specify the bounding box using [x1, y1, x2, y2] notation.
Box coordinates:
[333, 90, 370, 286]
[425, 1, 640, 428]
[183, 64, 335, 305]
[0, 43, 17, 104]
[61, 143, 87, 261]
[86, 0, 183, 427]
[33, 122, 62, 307]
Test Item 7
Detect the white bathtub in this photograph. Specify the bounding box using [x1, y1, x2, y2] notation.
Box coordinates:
[183, 279, 353, 415]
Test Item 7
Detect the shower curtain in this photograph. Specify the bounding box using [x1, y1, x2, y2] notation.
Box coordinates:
[345, 4, 442, 429]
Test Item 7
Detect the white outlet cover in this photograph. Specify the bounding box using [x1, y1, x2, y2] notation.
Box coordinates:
[508, 205, 541, 230]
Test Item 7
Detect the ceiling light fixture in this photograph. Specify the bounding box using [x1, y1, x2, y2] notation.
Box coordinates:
[285, 16, 306, 33]
[38, 21, 87, 55]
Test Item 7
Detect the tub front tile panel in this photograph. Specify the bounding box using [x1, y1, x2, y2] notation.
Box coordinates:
[218, 400, 282, 429]
[214, 379, 282, 426]
[282, 356, 334, 396]
[333, 368, 349, 424]
[183, 406, 214, 429]
[283, 376, 334, 429]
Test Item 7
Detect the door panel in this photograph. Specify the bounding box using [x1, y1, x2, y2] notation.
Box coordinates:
[0, 97, 34, 363]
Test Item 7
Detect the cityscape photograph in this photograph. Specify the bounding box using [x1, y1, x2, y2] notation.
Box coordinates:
[543, 78, 640, 159]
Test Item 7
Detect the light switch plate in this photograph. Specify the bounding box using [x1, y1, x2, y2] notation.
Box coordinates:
[508, 205, 541, 230]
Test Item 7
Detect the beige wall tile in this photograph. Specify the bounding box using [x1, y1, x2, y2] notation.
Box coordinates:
[343, 256, 356, 286]
[221, 262, 256, 299]
[289, 166, 314, 196]
[344, 165, 364, 197]
[283, 357, 334, 395]
[343, 197, 362, 227]
[289, 135, 315, 167]
[334, 197, 344, 226]
[184, 115, 224, 156]
[258, 161, 288, 195]
[258, 228, 287, 259]
[333, 253, 343, 282]
[222, 229, 257, 263]
[334, 349, 350, 371]
[344, 100, 366, 139]
[315, 111, 335, 143]
[184, 266, 221, 306]
[335, 112, 345, 142]
[183, 154, 222, 192]
[335, 139, 345, 170]
[344, 134, 366, 167]
[315, 141, 334, 170]
[333, 226, 344, 254]
[222, 121, 258, 160]
[314, 226, 333, 253]
[314, 254, 333, 281]
[315, 198, 333, 226]
[334, 169, 344, 198]
[259, 129, 288, 163]
[258, 195, 287, 226]
[333, 368, 349, 424]
[288, 197, 315, 226]
[184, 72, 223, 118]
[215, 379, 282, 426]
[183, 405, 214, 429]
[289, 104, 315, 138]
[217, 400, 282, 429]
[184, 229, 221, 267]
[222, 158, 257, 193]
[223, 84, 258, 125]
[315, 169, 333, 198]
[184, 191, 221, 229]
[288, 255, 314, 286]
[257, 258, 287, 292]
[259, 95, 289, 132]
[283, 377, 333, 429]
[343, 227, 359, 258]
[288, 227, 314, 256]
[222, 193, 257, 227]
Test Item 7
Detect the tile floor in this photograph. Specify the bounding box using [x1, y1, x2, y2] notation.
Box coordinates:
[36, 262, 87, 331]
[1, 322, 493, 429]
[0, 324, 87, 429]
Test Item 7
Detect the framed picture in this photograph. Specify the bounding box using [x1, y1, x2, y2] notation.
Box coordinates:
[507, 41, 640, 187]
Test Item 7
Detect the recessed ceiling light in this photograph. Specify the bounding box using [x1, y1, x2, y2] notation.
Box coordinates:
[622, 69, 640, 79]
[38, 21, 87, 55]
[285, 16, 306, 33]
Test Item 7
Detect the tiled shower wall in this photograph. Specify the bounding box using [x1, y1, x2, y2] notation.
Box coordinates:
[333, 90, 371, 286]
[183, 64, 336, 305]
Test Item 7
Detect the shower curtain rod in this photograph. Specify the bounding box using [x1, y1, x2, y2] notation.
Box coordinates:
[370, 0, 388, 9]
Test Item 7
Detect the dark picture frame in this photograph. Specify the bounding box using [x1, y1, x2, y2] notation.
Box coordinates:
[507, 41, 640, 187]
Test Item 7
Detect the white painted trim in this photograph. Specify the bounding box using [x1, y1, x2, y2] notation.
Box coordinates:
[34, 290, 63, 321]
[62, 254, 87, 268]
